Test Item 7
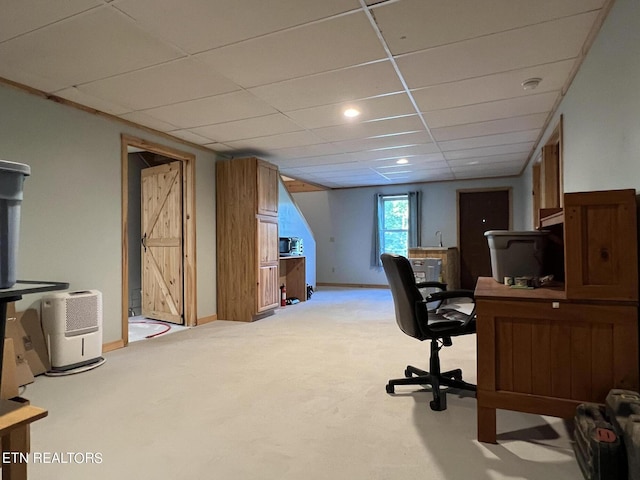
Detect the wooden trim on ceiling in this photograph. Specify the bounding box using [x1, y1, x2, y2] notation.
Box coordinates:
[283, 179, 328, 193]
[0, 75, 217, 156]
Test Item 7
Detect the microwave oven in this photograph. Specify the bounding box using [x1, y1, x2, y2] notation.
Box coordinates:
[279, 237, 303, 256]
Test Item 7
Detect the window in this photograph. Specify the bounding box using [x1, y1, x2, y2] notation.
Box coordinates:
[373, 191, 421, 265]
[380, 194, 410, 255]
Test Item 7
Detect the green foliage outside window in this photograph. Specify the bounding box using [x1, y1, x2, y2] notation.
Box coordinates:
[381, 195, 409, 256]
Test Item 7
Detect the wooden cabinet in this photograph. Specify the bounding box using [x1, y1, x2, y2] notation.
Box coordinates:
[216, 157, 279, 321]
[408, 247, 460, 290]
[476, 189, 639, 443]
[563, 189, 638, 301]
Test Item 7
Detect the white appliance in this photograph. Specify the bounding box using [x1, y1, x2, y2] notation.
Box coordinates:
[41, 290, 103, 371]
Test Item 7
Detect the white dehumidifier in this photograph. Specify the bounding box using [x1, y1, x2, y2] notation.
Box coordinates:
[41, 290, 105, 374]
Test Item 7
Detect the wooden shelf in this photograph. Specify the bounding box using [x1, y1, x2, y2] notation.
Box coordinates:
[279, 256, 306, 304]
[539, 208, 564, 228]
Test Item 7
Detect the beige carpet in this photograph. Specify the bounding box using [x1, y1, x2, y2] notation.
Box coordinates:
[23, 287, 582, 480]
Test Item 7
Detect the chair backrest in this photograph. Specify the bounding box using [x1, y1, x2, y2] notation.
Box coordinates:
[381, 253, 429, 341]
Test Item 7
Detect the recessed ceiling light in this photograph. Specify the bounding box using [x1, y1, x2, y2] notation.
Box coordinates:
[343, 108, 360, 118]
[521, 77, 542, 90]
[396, 158, 409, 164]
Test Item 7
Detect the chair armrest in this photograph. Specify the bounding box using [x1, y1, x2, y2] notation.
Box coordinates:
[426, 289, 475, 302]
[416, 281, 447, 290]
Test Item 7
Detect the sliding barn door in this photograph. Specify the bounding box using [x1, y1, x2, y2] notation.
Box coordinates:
[141, 161, 184, 324]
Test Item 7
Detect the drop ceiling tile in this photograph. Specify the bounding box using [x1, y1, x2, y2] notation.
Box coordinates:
[453, 160, 524, 178]
[53, 87, 132, 115]
[273, 153, 359, 169]
[205, 144, 243, 155]
[444, 142, 535, 160]
[373, 160, 450, 172]
[201, 143, 227, 156]
[291, 161, 363, 173]
[316, 167, 380, 179]
[332, 131, 433, 154]
[412, 60, 574, 111]
[423, 92, 558, 129]
[357, 143, 441, 161]
[438, 130, 540, 151]
[0, 0, 102, 42]
[196, 11, 386, 88]
[432, 113, 547, 142]
[0, 8, 184, 89]
[119, 111, 180, 131]
[191, 114, 303, 142]
[168, 130, 215, 145]
[372, 0, 606, 55]
[114, 0, 360, 54]
[225, 131, 327, 151]
[365, 153, 445, 164]
[142, 91, 278, 129]
[313, 115, 425, 142]
[396, 12, 598, 88]
[267, 143, 345, 160]
[249, 61, 403, 111]
[447, 152, 528, 167]
[284, 92, 416, 129]
[78, 58, 241, 110]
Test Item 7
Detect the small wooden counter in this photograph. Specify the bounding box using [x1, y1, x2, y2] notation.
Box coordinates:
[279, 256, 306, 303]
[0, 398, 47, 479]
[475, 277, 639, 444]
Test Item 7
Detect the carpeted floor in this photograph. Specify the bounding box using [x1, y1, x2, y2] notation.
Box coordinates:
[23, 287, 582, 480]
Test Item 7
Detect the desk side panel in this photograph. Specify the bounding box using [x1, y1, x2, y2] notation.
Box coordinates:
[477, 299, 638, 407]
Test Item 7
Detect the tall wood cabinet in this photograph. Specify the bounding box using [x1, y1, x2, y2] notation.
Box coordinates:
[217, 157, 279, 322]
[475, 189, 639, 443]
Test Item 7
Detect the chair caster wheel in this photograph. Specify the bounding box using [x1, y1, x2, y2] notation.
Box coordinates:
[386, 384, 395, 394]
[430, 395, 447, 411]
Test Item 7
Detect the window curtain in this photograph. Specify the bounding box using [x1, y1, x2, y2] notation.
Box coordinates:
[372, 193, 384, 267]
[408, 190, 421, 248]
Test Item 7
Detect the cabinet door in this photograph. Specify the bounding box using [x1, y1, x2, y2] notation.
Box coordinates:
[257, 217, 279, 264]
[257, 265, 279, 312]
[477, 298, 639, 408]
[257, 162, 278, 217]
[564, 189, 638, 301]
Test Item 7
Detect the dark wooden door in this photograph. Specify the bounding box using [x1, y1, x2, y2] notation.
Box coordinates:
[458, 190, 510, 289]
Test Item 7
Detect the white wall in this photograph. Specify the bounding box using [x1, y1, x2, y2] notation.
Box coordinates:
[294, 175, 525, 285]
[0, 84, 218, 343]
[525, 0, 640, 211]
[278, 180, 316, 288]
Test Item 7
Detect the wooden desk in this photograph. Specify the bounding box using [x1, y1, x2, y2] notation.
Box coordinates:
[279, 256, 306, 303]
[475, 277, 639, 443]
[0, 398, 47, 479]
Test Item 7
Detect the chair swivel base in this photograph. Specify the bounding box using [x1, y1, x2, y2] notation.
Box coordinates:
[386, 365, 476, 411]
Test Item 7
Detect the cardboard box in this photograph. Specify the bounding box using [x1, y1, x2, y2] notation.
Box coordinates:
[1, 338, 19, 400]
[5, 317, 35, 387]
[5, 304, 50, 383]
[15, 308, 50, 376]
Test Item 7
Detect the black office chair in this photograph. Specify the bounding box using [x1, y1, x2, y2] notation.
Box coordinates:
[381, 253, 477, 411]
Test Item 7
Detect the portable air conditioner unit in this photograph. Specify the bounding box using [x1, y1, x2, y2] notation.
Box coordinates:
[41, 290, 104, 372]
